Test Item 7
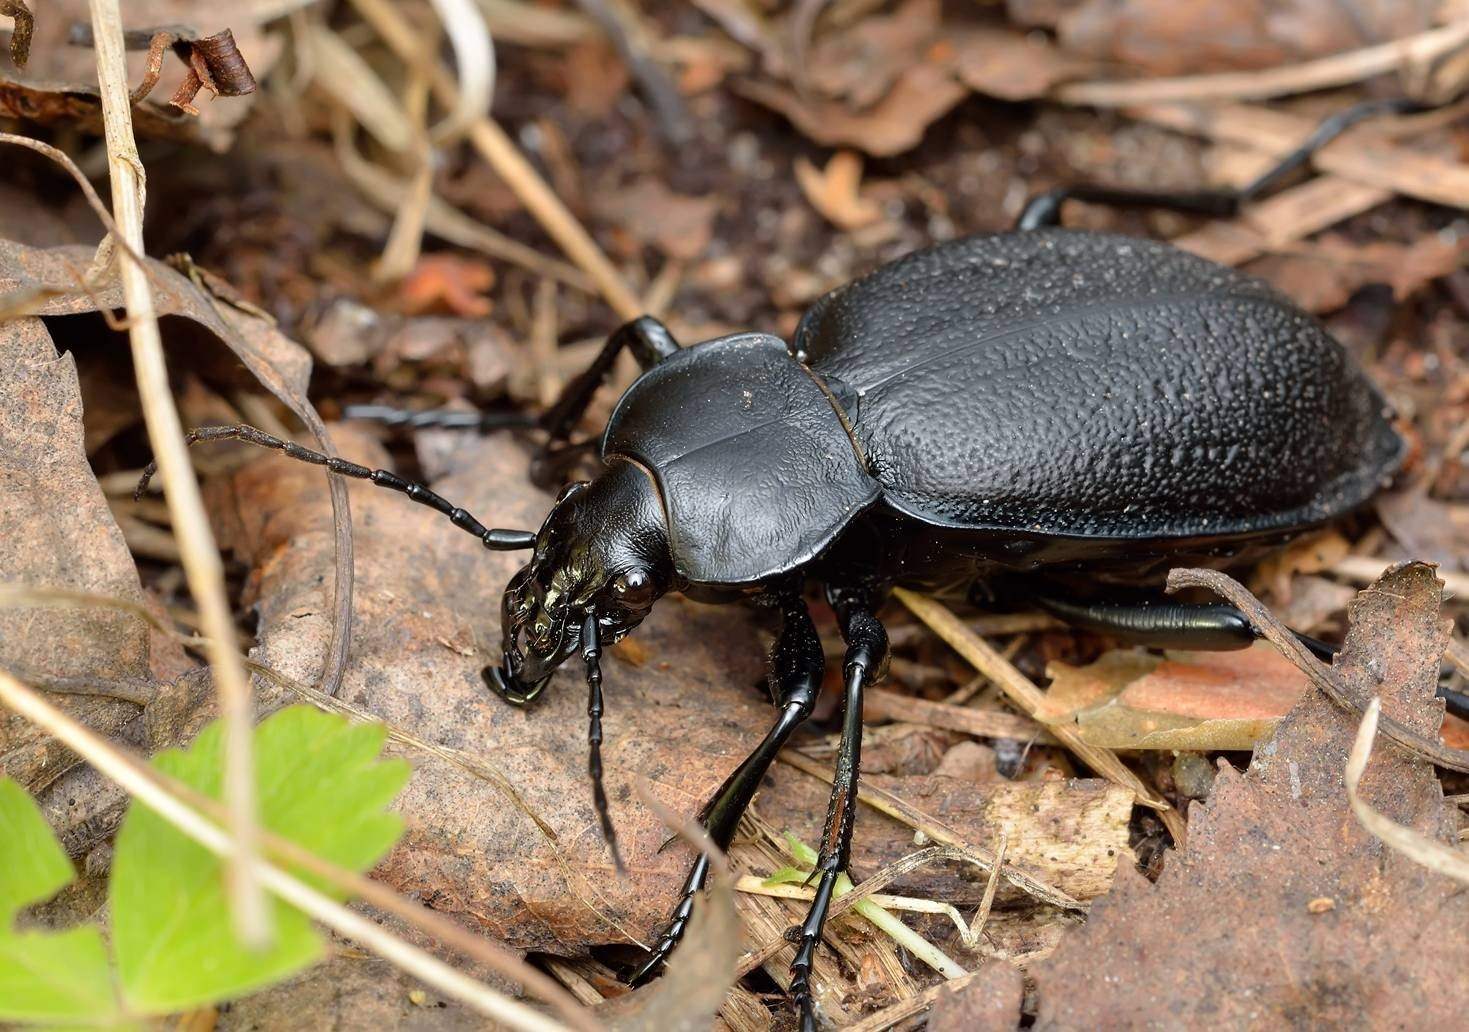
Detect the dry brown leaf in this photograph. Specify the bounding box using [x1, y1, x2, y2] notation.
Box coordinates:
[1055, 0, 1438, 76]
[1376, 481, 1469, 572]
[596, 179, 718, 262]
[1248, 232, 1468, 314]
[804, 0, 940, 108]
[794, 151, 884, 231]
[0, 316, 151, 790]
[214, 426, 778, 950]
[947, 25, 1094, 101]
[1033, 562, 1469, 1026]
[736, 63, 967, 158]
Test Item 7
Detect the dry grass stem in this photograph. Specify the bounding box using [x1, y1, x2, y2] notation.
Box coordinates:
[426, 0, 495, 144]
[0, 668, 587, 1032]
[87, 0, 269, 949]
[1057, 18, 1469, 106]
[348, 0, 645, 320]
[1346, 697, 1469, 884]
[777, 749, 1082, 911]
[894, 588, 1171, 812]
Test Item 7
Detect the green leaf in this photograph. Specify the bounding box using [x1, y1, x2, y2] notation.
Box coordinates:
[0, 779, 121, 1023]
[0, 778, 73, 922]
[761, 866, 811, 888]
[111, 706, 411, 1013]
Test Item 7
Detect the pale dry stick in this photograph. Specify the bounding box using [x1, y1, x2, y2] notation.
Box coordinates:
[330, 112, 595, 290]
[87, 0, 269, 949]
[865, 687, 1057, 743]
[376, 70, 435, 284]
[1333, 554, 1469, 599]
[776, 749, 1082, 912]
[893, 588, 1171, 813]
[0, 669, 584, 1032]
[1347, 697, 1469, 883]
[1173, 174, 1392, 266]
[347, 0, 645, 320]
[1057, 18, 1469, 107]
[1129, 102, 1469, 212]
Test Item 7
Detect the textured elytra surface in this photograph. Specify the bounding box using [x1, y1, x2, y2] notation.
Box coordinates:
[797, 229, 1404, 538]
[604, 332, 880, 585]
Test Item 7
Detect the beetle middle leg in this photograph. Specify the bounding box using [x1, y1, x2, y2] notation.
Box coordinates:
[628, 591, 824, 986]
[787, 587, 889, 1032]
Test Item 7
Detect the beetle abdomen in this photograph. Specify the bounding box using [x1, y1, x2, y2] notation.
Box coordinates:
[797, 229, 1404, 539]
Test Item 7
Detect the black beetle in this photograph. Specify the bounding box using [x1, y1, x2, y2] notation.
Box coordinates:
[149, 99, 1423, 1030]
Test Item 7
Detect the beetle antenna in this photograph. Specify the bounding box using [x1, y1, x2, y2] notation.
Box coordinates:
[582, 612, 625, 873]
[135, 424, 537, 550]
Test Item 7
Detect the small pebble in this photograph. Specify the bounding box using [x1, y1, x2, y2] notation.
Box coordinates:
[1307, 897, 1336, 914]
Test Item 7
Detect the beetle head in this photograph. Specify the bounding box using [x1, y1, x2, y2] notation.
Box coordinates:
[489, 456, 672, 699]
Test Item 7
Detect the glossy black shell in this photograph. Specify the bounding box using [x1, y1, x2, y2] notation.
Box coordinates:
[606, 229, 1405, 587]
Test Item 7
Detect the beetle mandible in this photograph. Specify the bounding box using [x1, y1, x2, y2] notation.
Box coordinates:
[150, 98, 1427, 1030]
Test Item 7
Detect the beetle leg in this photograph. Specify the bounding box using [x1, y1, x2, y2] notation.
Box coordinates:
[1017, 96, 1424, 230]
[1032, 591, 1469, 721]
[627, 593, 823, 987]
[134, 424, 537, 550]
[540, 315, 681, 447]
[337, 404, 536, 433]
[788, 595, 888, 1032]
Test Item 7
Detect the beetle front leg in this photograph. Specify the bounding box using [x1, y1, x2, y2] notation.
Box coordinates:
[788, 592, 888, 1032]
[627, 593, 823, 986]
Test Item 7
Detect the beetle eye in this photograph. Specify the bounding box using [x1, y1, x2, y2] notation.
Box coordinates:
[612, 568, 655, 608]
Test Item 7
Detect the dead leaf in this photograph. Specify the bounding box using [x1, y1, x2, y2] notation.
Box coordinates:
[0, 316, 151, 790]
[1376, 481, 1469, 572]
[736, 63, 967, 157]
[948, 25, 1094, 101]
[1, 0, 279, 150]
[0, 238, 354, 698]
[596, 180, 718, 261]
[794, 151, 884, 231]
[1033, 562, 1469, 1027]
[1248, 233, 1468, 314]
[1055, 0, 1438, 76]
[804, 0, 940, 108]
[215, 426, 780, 950]
[929, 960, 1024, 1032]
[396, 253, 496, 318]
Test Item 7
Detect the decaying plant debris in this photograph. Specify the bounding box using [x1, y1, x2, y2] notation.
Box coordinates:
[4, 0, 1469, 1028]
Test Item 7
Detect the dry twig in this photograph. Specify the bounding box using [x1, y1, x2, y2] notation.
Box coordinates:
[87, 0, 269, 948]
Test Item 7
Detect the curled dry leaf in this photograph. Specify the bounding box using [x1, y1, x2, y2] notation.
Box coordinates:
[0, 238, 353, 699]
[1, 0, 34, 68]
[736, 64, 967, 158]
[212, 427, 777, 950]
[1, 0, 277, 150]
[1033, 562, 1469, 1027]
[0, 317, 151, 791]
[794, 151, 884, 231]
